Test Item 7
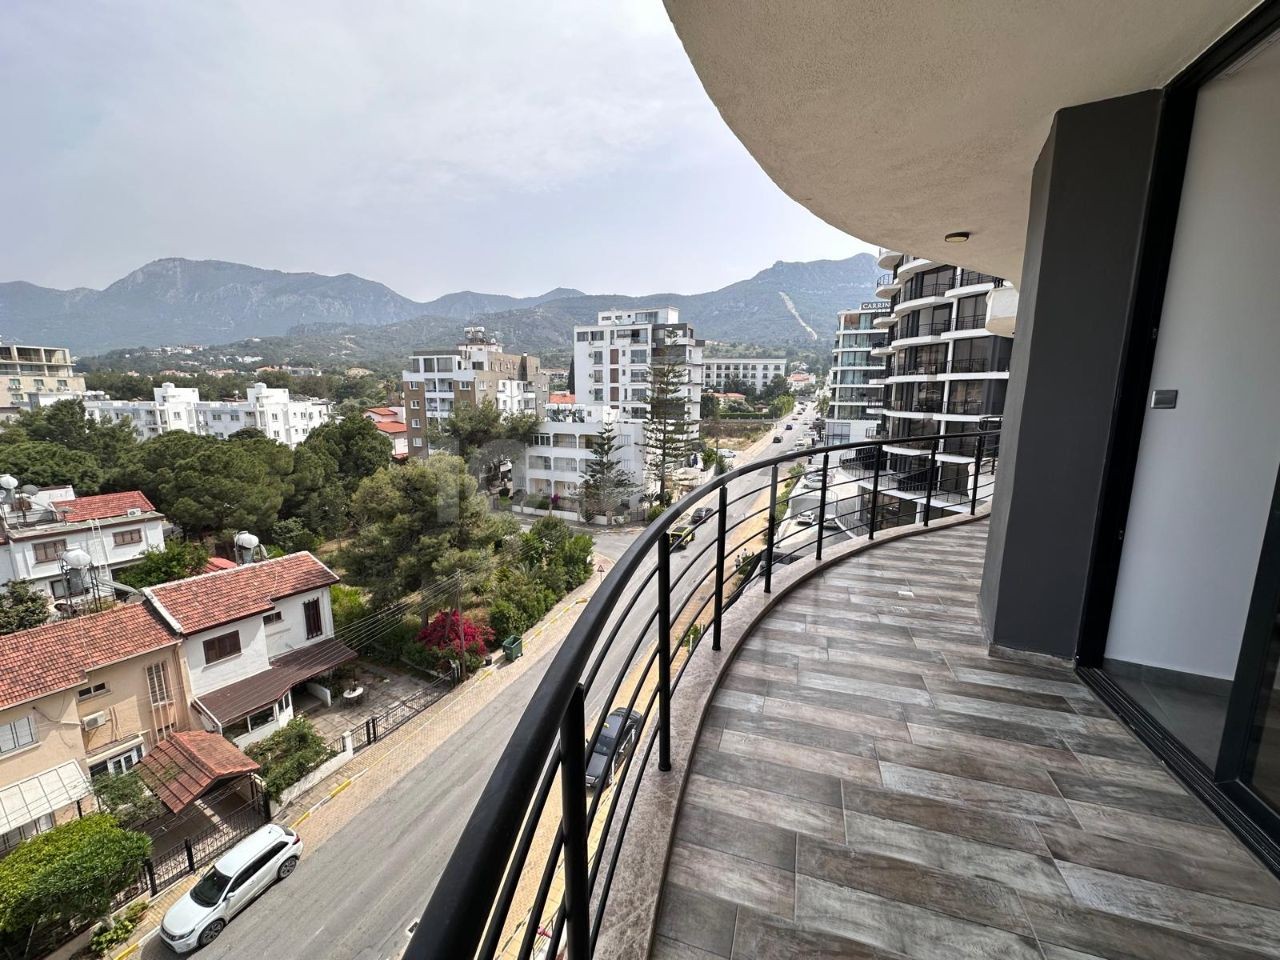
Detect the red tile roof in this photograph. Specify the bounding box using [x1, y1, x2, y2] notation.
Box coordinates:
[549, 393, 576, 404]
[202, 557, 238, 573]
[365, 406, 398, 416]
[138, 731, 260, 813]
[147, 552, 339, 635]
[374, 421, 407, 434]
[49, 491, 156, 523]
[0, 604, 177, 710]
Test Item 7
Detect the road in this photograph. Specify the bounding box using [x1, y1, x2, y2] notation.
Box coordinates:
[163, 406, 828, 960]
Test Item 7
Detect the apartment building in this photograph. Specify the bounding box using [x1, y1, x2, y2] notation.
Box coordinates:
[571, 308, 703, 424]
[401, 328, 548, 456]
[0, 605, 187, 853]
[702, 357, 786, 394]
[84, 382, 333, 448]
[523, 395, 645, 505]
[0, 342, 89, 419]
[0, 483, 165, 599]
[823, 302, 890, 444]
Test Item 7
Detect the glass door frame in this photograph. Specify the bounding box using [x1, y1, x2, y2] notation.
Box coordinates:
[1075, 0, 1280, 875]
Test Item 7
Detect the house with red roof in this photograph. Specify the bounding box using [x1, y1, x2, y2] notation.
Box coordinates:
[0, 481, 166, 601]
[364, 406, 410, 459]
[0, 551, 352, 851]
[146, 552, 350, 748]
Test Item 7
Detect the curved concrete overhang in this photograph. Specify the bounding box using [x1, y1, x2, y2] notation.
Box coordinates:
[663, 0, 1257, 281]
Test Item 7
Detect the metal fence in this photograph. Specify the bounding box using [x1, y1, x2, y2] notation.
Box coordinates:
[109, 796, 268, 912]
[350, 685, 442, 753]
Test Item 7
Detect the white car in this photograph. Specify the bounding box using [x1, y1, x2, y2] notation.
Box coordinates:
[161, 824, 303, 952]
[795, 510, 817, 526]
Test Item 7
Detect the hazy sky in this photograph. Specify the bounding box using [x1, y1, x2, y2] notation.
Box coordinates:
[1, 1, 871, 301]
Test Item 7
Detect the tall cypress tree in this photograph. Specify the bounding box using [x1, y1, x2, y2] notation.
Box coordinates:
[579, 423, 639, 521]
[641, 354, 697, 503]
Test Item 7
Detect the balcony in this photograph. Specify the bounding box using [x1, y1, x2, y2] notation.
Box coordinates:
[875, 274, 901, 298]
[875, 248, 903, 270]
[953, 269, 1005, 289]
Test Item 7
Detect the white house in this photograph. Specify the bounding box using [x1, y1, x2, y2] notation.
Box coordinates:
[0, 482, 165, 599]
[703, 357, 787, 394]
[146, 552, 348, 748]
[524, 396, 645, 507]
[85, 382, 333, 449]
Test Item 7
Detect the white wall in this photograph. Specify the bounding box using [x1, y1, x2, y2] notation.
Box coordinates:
[182, 614, 272, 696]
[1106, 40, 1280, 678]
[263, 588, 333, 659]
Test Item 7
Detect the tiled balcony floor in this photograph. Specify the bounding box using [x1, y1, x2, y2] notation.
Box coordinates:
[654, 521, 1280, 960]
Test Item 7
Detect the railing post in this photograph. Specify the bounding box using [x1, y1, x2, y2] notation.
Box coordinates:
[970, 433, 986, 515]
[923, 447, 938, 526]
[868, 448, 881, 540]
[713, 486, 726, 652]
[657, 532, 672, 773]
[764, 464, 778, 594]
[559, 684, 590, 960]
[816, 453, 830, 563]
[144, 858, 157, 896]
[184, 838, 196, 874]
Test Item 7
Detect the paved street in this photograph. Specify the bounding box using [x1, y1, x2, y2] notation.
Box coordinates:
[145, 407, 823, 960]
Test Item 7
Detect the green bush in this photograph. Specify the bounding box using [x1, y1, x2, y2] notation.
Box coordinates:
[645, 505, 665, 524]
[89, 900, 148, 957]
[329, 584, 371, 632]
[271, 517, 321, 554]
[244, 718, 335, 800]
[91, 772, 162, 828]
[0, 815, 150, 952]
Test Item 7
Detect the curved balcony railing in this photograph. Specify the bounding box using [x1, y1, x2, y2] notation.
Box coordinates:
[956, 269, 1005, 287]
[406, 429, 1002, 960]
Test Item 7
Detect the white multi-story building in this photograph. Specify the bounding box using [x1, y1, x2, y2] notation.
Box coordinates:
[523, 395, 646, 506]
[401, 328, 548, 456]
[0, 482, 165, 600]
[572, 308, 703, 424]
[703, 357, 787, 394]
[84, 382, 333, 448]
[830, 256, 1012, 531]
[824, 303, 890, 444]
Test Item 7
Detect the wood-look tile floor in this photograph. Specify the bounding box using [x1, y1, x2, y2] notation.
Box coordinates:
[653, 522, 1280, 960]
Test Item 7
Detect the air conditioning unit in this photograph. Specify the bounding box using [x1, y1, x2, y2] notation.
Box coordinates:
[126, 508, 141, 517]
[82, 712, 107, 730]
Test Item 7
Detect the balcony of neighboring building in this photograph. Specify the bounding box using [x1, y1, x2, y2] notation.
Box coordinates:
[874, 273, 902, 299]
[875, 248, 902, 270]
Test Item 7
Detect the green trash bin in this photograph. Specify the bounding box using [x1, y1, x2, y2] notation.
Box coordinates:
[502, 635, 524, 662]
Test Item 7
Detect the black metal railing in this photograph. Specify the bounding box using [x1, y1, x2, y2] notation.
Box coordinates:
[952, 313, 988, 331]
[875, 274, 898, 288]
[957, 270, 1003, 287]
[406, 429, 1001, 960]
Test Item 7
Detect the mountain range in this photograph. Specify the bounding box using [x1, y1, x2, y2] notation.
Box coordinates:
[0, 254, 878, 356]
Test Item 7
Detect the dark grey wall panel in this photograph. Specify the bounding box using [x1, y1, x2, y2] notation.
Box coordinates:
[980, 90, 1163, 659]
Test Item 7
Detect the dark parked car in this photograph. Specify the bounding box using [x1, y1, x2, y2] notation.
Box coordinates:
[586, 708, 643, 790]
[772, 435, 783, 443]
[691, 507, 714, 525]
[785, 423, 793, 430]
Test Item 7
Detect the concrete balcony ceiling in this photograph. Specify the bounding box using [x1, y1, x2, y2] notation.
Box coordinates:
[663, 0, 1256, 280]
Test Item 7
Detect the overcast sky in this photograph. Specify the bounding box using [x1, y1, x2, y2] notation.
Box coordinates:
[0, 1, 871, 301]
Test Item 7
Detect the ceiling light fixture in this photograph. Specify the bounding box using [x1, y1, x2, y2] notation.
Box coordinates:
[944, 231, 970, 243]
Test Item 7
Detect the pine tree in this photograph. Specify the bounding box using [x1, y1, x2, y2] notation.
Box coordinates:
[641, 353, 697, 503]
[580, 423, 639, 521]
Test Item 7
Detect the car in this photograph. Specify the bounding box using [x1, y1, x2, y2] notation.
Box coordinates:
[717, 448, 738, 461]
[795, 510, 816, 526]
[800, 476, 822, 490]
[667, 524, 695, 549]
[690, 507, 714, 525]
[161, 824, 303, 952]
[823, 517, 840, 530]
[772, 435, 783, 443]
[586, 707, 643, 790]
[785, 423, 793, 430]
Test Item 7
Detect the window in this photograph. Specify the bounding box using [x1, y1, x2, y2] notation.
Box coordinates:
[146, 662, 171, 706]
[77, 682, 108, 700]
[212, 412, 223, 421]
[303, 598, 323, 638]
[89, 744, 143, 779]
[33, 540, 67, 564]
[262, 611, 283, 626]
[410, 399, 420, 409]
[113, 529, 143, 546]
[202, 631, 241, 664]
[412, 437, 423, 448]
[411, 418, 421, 428]
[0, 715, 37, 754]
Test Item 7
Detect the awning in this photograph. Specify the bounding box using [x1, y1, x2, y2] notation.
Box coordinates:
[0, 761, 91, 832]
[197, 638, 358, 727]
[137, 731, 260, 813]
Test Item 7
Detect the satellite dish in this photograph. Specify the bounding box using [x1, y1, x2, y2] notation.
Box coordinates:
[0, 475, 17, 492]
[20, 484, 38, 496]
